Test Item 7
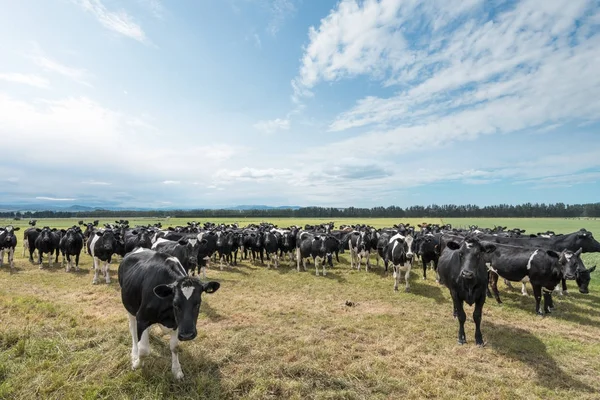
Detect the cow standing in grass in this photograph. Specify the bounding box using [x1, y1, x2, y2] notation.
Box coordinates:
[437, 238, 496, 346]
[0, 225, 20, 270]
[118, 248, 220, 379]
[59, 226, 84, 272]
[88, 229, 120, 284]
[35, 227, 61, 268]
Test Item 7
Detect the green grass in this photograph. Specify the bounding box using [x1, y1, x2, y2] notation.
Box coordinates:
[0, 218, 599, 399]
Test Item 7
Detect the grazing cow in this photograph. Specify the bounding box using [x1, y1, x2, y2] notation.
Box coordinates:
[34, 227, 61, 268]
[88, 229, 120, 284]
[59, 226, 84, 272]
[118, 249, 220, 379]
[384, 234, 414, 292]
[437, 238, 496, 346]
[296, 234, 339, 276]
[0, 226, 20, 270]
[152, 238, 202, 274]
[484, 244, 581, 315]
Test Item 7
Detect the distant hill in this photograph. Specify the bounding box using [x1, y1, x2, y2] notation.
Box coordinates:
[0, 203, 302, 212]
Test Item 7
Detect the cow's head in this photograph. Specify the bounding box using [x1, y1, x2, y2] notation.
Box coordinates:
[560, 248, 583, 280]
[447, 238, 496, 291]
[575, 229, 600, 253]
[2, 225, 19, 245]
[95, 229, 118, 252]
[153, 276, 220, 341]
[575, 265, 596, 294]
[36, 227, 54, 244]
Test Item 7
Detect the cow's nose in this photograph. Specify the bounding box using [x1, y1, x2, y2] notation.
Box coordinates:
[178, 331, 197, 341]
[461, 271, 474, 279]
[579, 288, 589, 294]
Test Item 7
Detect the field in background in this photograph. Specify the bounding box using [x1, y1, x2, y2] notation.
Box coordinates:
[1, 218, 599, 399]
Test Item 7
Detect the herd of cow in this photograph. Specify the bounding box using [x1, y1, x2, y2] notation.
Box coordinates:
[0, 219, 598, 379]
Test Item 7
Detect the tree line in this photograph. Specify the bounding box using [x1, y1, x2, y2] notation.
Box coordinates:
[2, 202, 600, 219]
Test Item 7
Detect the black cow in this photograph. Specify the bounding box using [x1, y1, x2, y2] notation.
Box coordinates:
[34, 227, 61, 268]
[152, 238, 201, 274]
[88, 229, 120, 284]
[437, 238, 496, 346]
[124, 229, 153, 254]
[415, 233, 440, 281]
[0, 226, 20, 270]
[480, 229, 600, 253]
[118, 249, 220, 379]
[22, 220, 36, 257]
[59, 226, 84, 272]
[263, 231, 280, 269]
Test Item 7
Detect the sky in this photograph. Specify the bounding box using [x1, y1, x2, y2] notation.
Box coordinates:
[0, 0, 599, 209]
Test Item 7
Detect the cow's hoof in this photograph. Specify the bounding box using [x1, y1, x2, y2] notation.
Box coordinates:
[173, 369, 184, 380]
[404, 287, 410, 293]
[132, 358, 141, 370]
[92, 279, 98, 285]
[458, 338, 466, 345]
[394, 287, 399, 292]
[563, 291, 569, 296]
[422, 276, 426, 280]
[476, 340, 486, 347]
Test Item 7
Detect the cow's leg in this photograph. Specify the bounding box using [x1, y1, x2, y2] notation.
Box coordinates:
[296, 248, 301, 272]
[404, 263, 411, 292]
[423, 258, 428, 280]
[55, 249, 59, 264]
[9, 248, 15, 269]
[104, 260, 111, 284]
[561, 278, 568, 296]
[473, 298, 485, 346]
[314, 257, 319, 276]
[365, 251, 370, 270]
[48, 251, 53, 268]
[92, 256, 100, 284]
[65, 253, 70, 272]
[22, 240, 27, 257]
[532, 284, 543, 316]
[302, 257, 307, 271]
[348, 242, 354, 269]
[490, 273, 502, 304]
[170, 329, 184, 380]
[322, 256, 327, 276]
[137, 326, 151, 360]
[393, 266, 400, 291]
[128, 314, 141, 369]
[521, 282, 529, 296]
[0, 249, 4, 267]
[504, 279, 513, 289]
[274, 253, 279, 269]
[38, 251, 43, 268]
[75, 252, 80, 271]
[454, 296, 467, 344]
[543, 287, 553, 314]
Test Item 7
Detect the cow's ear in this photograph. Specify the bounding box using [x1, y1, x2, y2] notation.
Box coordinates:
[131, 230, 138, 235]
[588, 265, 597, 273]
[483, 244, 496, 254]
[96, 231, 105, 236]
[575, 247, 583, 256]
[178, 239, 188, 246]
[202, 281, 220, 294]
[153, 283, 175, 298]
[546, 250, 560, 259]
[36, 228, 42, 232]
[14, 227, 20, 231]
[447, 241, 460, 250]
[61, 229, 66, 234]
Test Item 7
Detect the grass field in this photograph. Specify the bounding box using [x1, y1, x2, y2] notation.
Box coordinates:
[1, 218, 599, 399]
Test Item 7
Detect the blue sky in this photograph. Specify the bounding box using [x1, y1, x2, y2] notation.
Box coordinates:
[1, 0, 599, 208]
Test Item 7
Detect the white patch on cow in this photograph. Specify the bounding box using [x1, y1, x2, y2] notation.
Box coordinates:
[152, 238, 170, 249]
[565, 253, 573, 261]
[167, 256, 187, 276]
[181, 286, 195, 300]
[486, 263, 499, 274]
[188, 238, 197, 247]
[132, 247, 146, 254]
[465, 242, 473, 249]
[392, 240, 399, 254]
[521, 276, 530, 283]
[389, 233, 405, 244]
[527, 250, 539, 270]
[89, 233, 100, 257]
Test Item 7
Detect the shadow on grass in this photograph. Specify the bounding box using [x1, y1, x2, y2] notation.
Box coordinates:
[410, 282, 448, 304]
[487, 321, 596, 394]
[201, 300, 224, 322]
[498, 291, 600, 327]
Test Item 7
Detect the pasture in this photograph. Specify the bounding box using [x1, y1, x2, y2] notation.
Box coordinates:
[1, 217, 599, 399]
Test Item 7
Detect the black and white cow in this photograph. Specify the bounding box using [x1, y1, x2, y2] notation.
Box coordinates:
[437, 238, 496, 346]
[59, 226, 85, 272]
[152, 237, 201, 274]
[88, 229, 121, 284]
[484, 244, 582, 315]
[124, 228, 153, 254]
[0, 226, 20, 270]
[296, 233, 339, 276]
[348, 230, 374, 271]
[34, 227, 61, 268]
[383, 234, 414, 292]
[263, 231, 280, 269]
[22, 220, 36, 257]
[118, 249, 220, 379]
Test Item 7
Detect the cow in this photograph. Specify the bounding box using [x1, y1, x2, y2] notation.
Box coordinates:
[437, 238, 496, 346]
[118, 248, 220, 379]
[152, 237, 202, 274]
[348, 230, 374, 271]
[22, 220, 36, 257]
[479, 229, 600, 253]
[484, 244, 584, 315]
[263, 231, 280, 269]
[59, 226, 84, 272]
[296, 233, 339, 276]
[415, 233, 440, 281]
[34, 227, 61, 268]
[88, 229, 121, 284]
[124, 228, 153, 254]
[383, 234, 414, 292]
[0, 226, 20, 270]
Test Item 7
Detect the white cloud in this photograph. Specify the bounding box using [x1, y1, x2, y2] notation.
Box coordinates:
[82, 180, 111, 185]
[0, 73, 50, 88]
[74, 0, 148, 43]
[36, 196, 76, 201]
[268, 0, 296, 36]
[216, 167, 293, 182]
[253, 118, 290, 133]
[29, 44, 93, 87]
[163, 180, 181, 185]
